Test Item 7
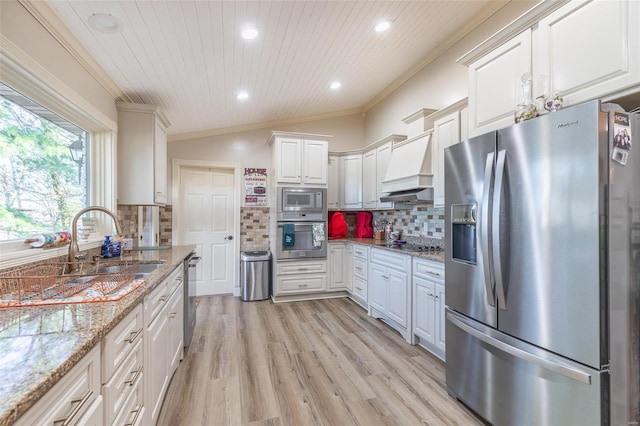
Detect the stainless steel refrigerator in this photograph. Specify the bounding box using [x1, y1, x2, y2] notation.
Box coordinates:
[444, 100, 640, 425]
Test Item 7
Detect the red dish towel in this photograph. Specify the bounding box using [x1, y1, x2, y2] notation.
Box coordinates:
[328, 212, 348, 238]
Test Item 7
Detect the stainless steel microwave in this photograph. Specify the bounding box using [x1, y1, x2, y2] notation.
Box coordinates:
[277, 187, 326, 221]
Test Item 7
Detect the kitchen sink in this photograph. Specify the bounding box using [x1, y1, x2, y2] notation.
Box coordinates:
[96, 262, 164, 275]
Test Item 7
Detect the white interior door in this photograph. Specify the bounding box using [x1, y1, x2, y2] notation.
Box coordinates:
[180, 166, 236, 295]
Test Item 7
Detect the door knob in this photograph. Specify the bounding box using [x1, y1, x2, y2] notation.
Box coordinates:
[225, 235, 233, 240]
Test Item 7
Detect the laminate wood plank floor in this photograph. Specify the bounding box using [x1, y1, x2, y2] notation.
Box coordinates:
[158, 296, 483, 426]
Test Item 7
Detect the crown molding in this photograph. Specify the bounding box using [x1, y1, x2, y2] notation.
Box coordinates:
[168, 107, 363, 142]
[18, 0, 130, 102]
[362, 0, 509, 113]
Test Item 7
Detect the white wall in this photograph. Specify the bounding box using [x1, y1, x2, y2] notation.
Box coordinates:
[0, 0, 117, 123]
[364, 1, 538, 143]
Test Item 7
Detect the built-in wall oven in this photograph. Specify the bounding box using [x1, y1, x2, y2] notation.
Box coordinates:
[276, 187, 327, 259]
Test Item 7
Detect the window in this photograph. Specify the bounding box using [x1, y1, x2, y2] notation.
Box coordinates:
[0, 82, 90, 241]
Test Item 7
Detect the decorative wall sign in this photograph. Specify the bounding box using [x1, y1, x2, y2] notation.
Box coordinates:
[244, 168, 267, 206]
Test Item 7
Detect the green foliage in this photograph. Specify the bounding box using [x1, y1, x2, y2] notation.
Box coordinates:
[0, 98, 87, 241]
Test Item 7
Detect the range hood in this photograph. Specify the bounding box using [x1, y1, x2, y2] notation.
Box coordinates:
[380, 132, 434, 204]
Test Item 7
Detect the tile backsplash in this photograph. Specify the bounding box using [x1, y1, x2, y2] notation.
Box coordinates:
[373, 206, 445, 239]
[240, 207, 270, 251]
[116, 204, 172, 246]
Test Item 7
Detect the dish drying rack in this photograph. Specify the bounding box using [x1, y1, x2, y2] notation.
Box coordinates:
[0, 260, 139, 305]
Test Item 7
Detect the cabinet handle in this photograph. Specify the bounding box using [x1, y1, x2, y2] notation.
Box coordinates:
[298, 284, 308, 288]
[53, 390, 93, 426]
[298, 268, 309, 271]
[125, 328, 143, 344]
[382, 275, 389, 279]
[426, 271, 441, 277]
[159, 293, 170, 302]
[125, 366, 143, 387]
[168, 312, 177, 318]
[355, 266, 362, 271]
[176, 277, 183, 282]
[355, 286, 362, 290]
[125, 404, 143, 426]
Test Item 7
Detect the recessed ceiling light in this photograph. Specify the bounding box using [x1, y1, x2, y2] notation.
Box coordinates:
[375, 19, 392, 33]
[236, 91, 249, 100]
[88, 14, 122, 33]
[241, 25, 259, 40]
[330, 81, 342, 90]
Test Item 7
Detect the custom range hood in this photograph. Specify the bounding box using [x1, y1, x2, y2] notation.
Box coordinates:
[380, 132, 434, 205]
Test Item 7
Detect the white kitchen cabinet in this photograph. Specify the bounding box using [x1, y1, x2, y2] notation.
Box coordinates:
[116, 102, 170, 205]
[350, 244, 369, 308]
[344, 243, 353, 293]
[274, 259, 327, 296]
[327, 154, 341, 209]
[15, 345, 103, 426]
[144, 265, 183, 425]
[412, 257, 445, 360]
[369, 248, 412, 343]
[363, 142, 394, 210]
[268, 132, 330, 185]
[467, 29, 531, 137]
[340, 154, 363, 210]
[328, 242, 347, 291]
[534, 0, 640, 107]
[433, 111, 461, 207]
[168, 280, 184, 375]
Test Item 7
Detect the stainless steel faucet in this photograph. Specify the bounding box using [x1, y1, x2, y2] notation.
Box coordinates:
[67, 206, 123, 273]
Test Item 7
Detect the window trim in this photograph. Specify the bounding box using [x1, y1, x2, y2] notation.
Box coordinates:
[0, 34, 117, 269]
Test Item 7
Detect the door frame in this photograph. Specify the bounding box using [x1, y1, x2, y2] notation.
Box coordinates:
[172, 158, 242, 296]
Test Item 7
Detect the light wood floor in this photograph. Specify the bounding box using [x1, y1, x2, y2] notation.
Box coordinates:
[158, 296, 483, 425]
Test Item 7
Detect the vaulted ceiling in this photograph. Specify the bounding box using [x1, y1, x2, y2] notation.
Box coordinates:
[45, 0, 507, 137]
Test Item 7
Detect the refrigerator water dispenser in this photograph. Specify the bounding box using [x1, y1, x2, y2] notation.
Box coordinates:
[451, 204, 477, 264]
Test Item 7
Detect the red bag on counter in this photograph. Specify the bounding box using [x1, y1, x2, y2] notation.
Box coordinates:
[355, 211, 373, 238]
[328, 212, 348, 238]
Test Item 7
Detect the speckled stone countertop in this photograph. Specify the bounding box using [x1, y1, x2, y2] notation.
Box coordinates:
[0, 245, 195, 426]
[328, 237, 445, 264]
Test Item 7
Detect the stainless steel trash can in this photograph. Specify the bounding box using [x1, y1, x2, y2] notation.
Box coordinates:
[240, 250, 272, 301]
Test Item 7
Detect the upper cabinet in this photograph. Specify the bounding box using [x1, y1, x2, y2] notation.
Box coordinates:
[460, 0, 640, 137]
[363, 141, 394, 210]
[268, 132, 330, 186]
[467, 30, 532, 137]
[534, 0, 640, 107]
[117, 102, 171, 205]
[340, 154, 363, 210]
[327, 154, 341, 209]
[433, 110, 461, 207]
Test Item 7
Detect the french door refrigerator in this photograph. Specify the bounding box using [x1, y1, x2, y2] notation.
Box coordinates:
[444, 100, 640, 425]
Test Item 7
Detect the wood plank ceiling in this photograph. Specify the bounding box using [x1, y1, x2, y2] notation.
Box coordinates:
[47, 0, 504, 136]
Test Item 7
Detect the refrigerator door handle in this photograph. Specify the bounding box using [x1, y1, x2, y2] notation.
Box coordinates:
[481, 152, 496, 307]
[447, 311, 593, 385]
[492, 149, 507, 310]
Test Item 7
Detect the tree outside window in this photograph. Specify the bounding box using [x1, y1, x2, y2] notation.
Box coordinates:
[0, 85, 89, 241]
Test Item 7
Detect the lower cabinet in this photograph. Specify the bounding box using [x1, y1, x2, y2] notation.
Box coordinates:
[15, 345, 103, 426]
[328, 242, 347, 291]
[412, 257, 446, 360]
[274, 260, 327, 296]
[145, 265, 184, 425]
[369, 248, 412, 343]
[349, 244, 369, 308]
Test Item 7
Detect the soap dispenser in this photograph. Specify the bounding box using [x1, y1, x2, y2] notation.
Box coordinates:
[101, 236, 113, 258]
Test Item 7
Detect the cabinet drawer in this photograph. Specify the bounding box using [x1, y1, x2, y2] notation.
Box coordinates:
[353, 276, 367, 299]
[145, 281, 170, 326]
[371, 248, 409, 270]
[112, 370, 145, 426]
[16, 345, 101, 426]
[166, 266, 183, 296]
[103, 337, 144, 425]
[353, 257, 368, 279]
[413, 258, 445, 282]
[102, 304, 143, 381]
[277, 260, 326, 275]
[277, 275, 326, 293]
[353, 245, 369, 260]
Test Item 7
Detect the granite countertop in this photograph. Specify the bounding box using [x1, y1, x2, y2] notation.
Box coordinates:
[0, 245, 195, 426]
[328, 237, 445, 264]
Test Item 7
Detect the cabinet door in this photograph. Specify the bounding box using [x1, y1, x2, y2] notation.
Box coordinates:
[327, 155, 340, 209]
[146, 312, 169, 425]
[303, 140, 328, 184]
[435, 283, 446, 355]
[341, 155, 363, 209]
[329, 243, 346, 290]
[414, 277, 436, 345]
[168, 285, 184, 375]
[344, 244, 353, 292]
[535, 0, 640, 107]
[433, 111, 460, 207]
[369, 263, 387, 312]
[468, 29, 531, 137]
[154, 121, 167, 204]
[376, 143, 393, 209]
[387, 268, 408, 327]
[363, 149, 377, 209]
[275, 138, 302, 183]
